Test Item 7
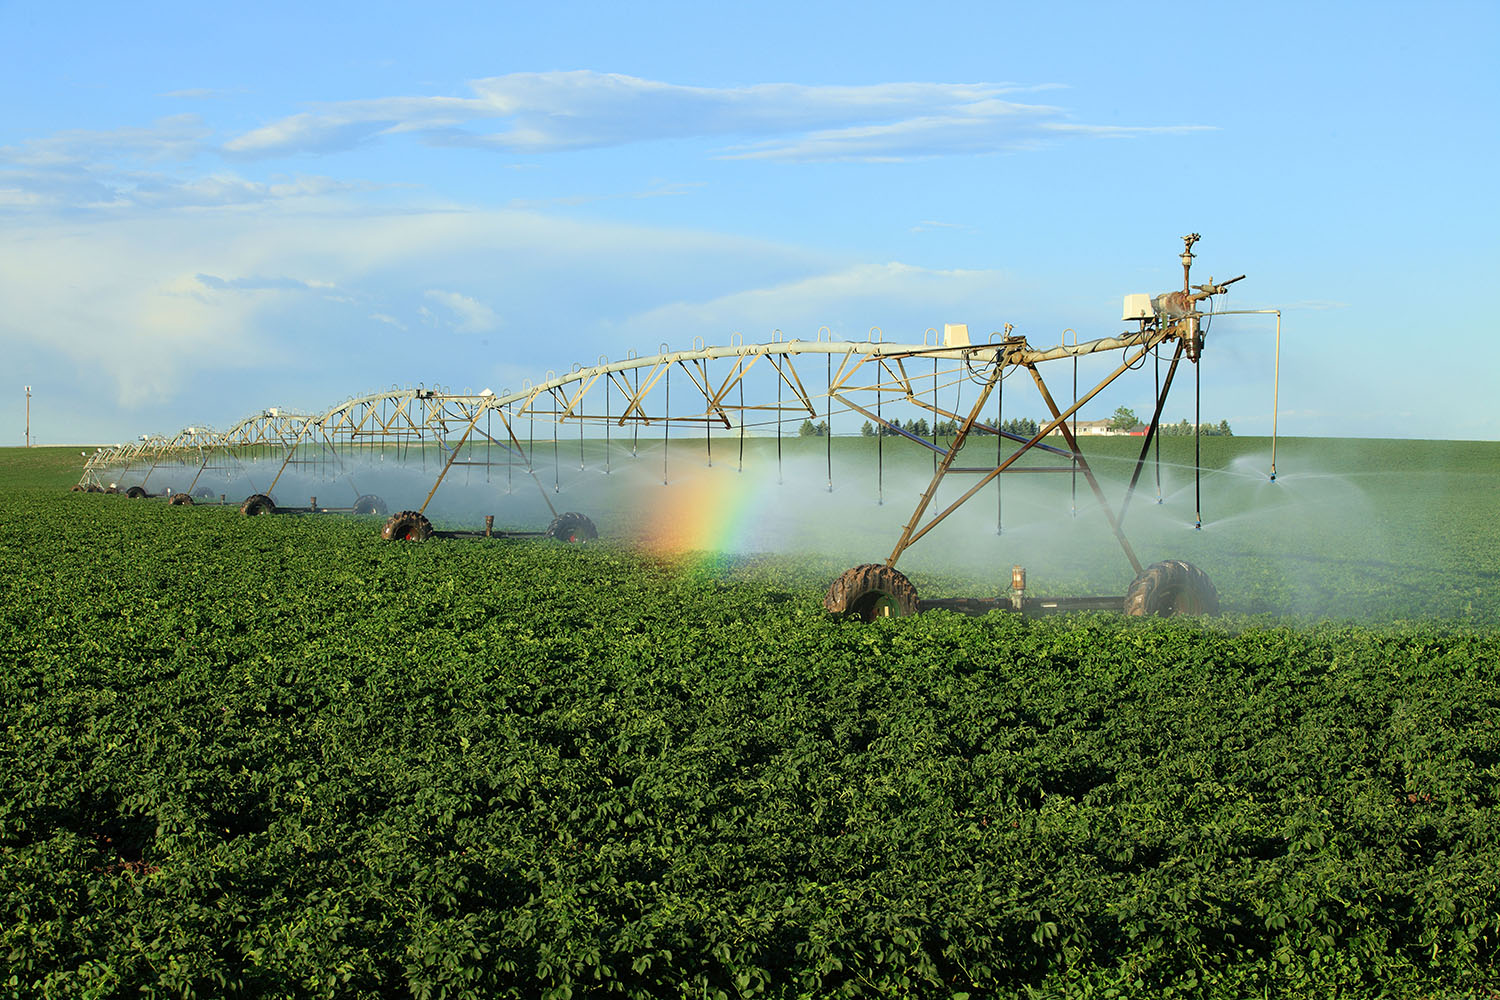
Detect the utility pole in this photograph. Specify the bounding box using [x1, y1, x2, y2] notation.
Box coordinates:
[25, 385, 31, 448]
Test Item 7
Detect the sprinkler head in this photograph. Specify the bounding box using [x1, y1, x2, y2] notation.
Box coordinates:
[1194, 520, 1202, 531]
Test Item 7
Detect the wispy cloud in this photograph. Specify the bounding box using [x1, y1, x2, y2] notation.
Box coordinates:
[0, 109, 377, 215]
[225, 96, 482, 157]
[0, 167, 368, 213]
[0, 218, 278, 407]
[424, 288, 499, 332]
[612, 261, 1014, 344]
[0, 202, 827, 415]
[0, 187, 48, 207]
[196, 273, 334, 292]
[724, 116, 1213, 162]
[223, 71, 1211, 163]
[0, 114, 210, 167]
[2, 72, 1211, 219]
[130, 172, 364, 208]
[0, 169, 119, 209]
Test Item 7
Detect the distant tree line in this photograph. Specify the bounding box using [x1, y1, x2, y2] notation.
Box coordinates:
[1112, 406, 1232, 436]
[996, 417, 1042, 438]
[854, 417, 1042, 438]
[855, 418, 961, 438]
[827, 415, 1233, 438]
[1160, 419, 1234, 437]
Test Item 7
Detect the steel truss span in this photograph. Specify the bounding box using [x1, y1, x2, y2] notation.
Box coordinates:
[79, 236, 1271, 618]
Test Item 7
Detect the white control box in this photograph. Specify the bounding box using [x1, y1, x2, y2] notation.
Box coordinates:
[1121, 294, 1154, 321]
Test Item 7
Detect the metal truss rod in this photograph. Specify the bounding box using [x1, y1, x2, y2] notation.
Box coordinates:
[890, 331, 1167, 568]
[887, 361, 1005, 566]
[1029, 364, 1144, 577]
[1118, 340, 1186, 528]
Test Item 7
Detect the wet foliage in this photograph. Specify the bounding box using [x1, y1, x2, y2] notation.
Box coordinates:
[3, 444, 1499, 997]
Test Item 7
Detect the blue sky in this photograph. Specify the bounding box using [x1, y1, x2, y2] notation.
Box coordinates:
[4, 0, 1496, 444]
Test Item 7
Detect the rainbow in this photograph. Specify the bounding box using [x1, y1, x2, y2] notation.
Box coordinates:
[637, 463, 766, 558]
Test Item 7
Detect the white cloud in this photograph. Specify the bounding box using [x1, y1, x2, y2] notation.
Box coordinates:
[1, 72, 1211, 222]
[6, 199, 1469, 443]
[0, 112, 375, 215]
[195, 273, 334, 292]
[225, 96, 481, 156]
[130, 172, 363, 207]
[0, 168, 122, 210]
[0, 219, 273, 407]
[0, 203, 824, 427]
[423, 289, 500, 333]
[221, 71, 1210, 163]
[0, 114, 210, 167]
[0, 166, 368, 213]
[610, 262, 1015, 346]
[0, 187, 48, 207]
[724, 115, 1213, 163]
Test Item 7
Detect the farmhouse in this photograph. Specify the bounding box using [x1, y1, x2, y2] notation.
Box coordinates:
[1048, 419, 1115, 436]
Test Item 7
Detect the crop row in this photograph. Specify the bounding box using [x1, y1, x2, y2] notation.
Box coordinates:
[4, 476, 1499, 997]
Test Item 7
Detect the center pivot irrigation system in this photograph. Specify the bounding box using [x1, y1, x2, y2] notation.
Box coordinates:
[78, 235, 1281, 620]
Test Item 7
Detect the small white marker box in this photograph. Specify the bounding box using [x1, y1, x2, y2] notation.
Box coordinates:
[1121, 294, 1154, 322]
[943, 323, 971, 347]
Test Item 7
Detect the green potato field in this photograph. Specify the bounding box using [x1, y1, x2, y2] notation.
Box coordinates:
[3, 440, 1498, 998]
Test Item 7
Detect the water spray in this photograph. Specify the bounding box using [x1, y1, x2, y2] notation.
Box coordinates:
[83, 236, 1273, 622]
[1195, 355, 1202, 530]
[827, 349, 834, 493]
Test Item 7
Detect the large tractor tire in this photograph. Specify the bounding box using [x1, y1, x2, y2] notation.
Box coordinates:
[104, 485, 119, 494]
[545, 511, 598, 543]
[70, 484, 86, 492]
[381, 510, 433, 542]
[1124, 560, 1220, 617]
[352, 494, 389, 516]
[168, 493, 194, 506]
[86, 484, 103, 493]
[239, 494, 277, 516]
[824, 563, 920, 621]
[125, 486, 149, 499]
